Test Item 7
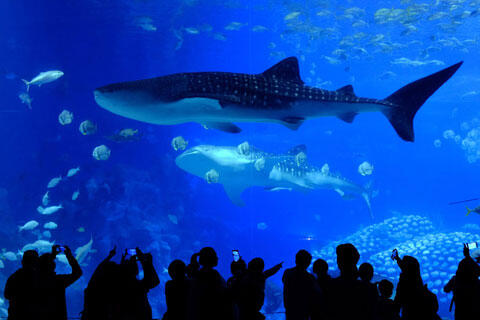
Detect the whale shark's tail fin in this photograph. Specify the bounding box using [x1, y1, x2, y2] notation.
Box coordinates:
[22, 79, 30, 92]
[383, 61, 463, 142]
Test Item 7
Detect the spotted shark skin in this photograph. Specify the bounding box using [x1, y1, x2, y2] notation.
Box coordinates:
[94, 57, 462, 141]
[175, 143, 373, 217]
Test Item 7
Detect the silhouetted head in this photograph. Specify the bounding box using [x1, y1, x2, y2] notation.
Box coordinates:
[312, 258, 328, 277]
[168, 259, 186, 281]
[295, 249, 312, 270]
[39, 253, 56, 274]
[398, 255, 422, 287]
[21, 250, 39, 270]
[336, 243, 360, 276]
[456, 256, 480, 281]
[199, 247, 218, 268]
[359, 262, 374, 282]
[378, 279, 394, 298]
[248, 257, 265, 273]
[231, 259, 247, 276]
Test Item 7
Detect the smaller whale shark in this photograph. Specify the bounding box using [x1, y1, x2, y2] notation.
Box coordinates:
[175, 143, 372, 217]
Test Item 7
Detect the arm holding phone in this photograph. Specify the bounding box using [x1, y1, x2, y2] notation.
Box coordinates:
[54, 245, 82, 288]
[137, 248, 160, 291]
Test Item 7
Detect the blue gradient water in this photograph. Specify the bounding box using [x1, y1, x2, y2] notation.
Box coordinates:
[1, 1, 479, 318]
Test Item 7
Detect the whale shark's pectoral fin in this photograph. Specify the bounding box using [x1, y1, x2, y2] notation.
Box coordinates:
[337, 112, 358, 123]
[281, 117, 305, 130]
[223, 184, 246, 206]
[202, 122, 242, 133]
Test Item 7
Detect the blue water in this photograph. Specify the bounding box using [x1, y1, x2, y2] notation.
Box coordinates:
[1, 0, 479, 318]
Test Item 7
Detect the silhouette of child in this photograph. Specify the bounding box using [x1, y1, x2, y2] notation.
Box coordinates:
[377, 279, 400, 320]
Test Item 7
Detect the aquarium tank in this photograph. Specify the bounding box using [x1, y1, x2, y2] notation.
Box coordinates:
[1, 0, 479, 319]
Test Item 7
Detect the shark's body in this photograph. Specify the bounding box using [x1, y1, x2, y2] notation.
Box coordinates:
[175, 144, 372, 217]
[95, 57, 462, 141]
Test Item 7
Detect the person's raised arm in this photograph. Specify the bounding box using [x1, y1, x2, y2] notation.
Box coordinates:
[137, 248, 160, 290]
[60, 246, 82, 287]
[264, 262, 284, 278]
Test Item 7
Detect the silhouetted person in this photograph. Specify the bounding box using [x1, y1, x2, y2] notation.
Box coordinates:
[163, 259, 190, 320]
[227, 258, 247, 320]
[359, 262, 379, 310]
[37, 245, 82, 320]
[311, 258, 331, 320]
[4, 250, 39, 320]
[119, 248, 160, 320]
[188, 247, 231, 320]
[236, 257, 282, 320]
[81, 246, 120, 320]
[282, 250, 315, 320]
[393, 253, 439, 320]
[330, 243, 376, 320]
[377, 279, 400, 320]
[443, 243, 480, 320]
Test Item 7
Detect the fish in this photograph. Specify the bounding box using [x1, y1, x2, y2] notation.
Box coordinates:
[72, 190, 80, 201]
[3, 252, 17, 261]
[42, 191, 49, 206]
[466, 206, 480, 216]
[175, 144, 373, 217]
[21, 240, 55, 254]
[22, 70, 64, 92]
[47, 176, 62, 188]
[75, 236, 93, 264]
[37, 204, 63, 215]
[18, 92, 32, 109]
[18, 220, 39, 232]
[43, 222, 58, 230]
[67, 167, 80, 177]
[94, 57, 462, 142]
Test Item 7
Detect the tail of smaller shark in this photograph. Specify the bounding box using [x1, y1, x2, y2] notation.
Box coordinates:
[382, 61, 463, 142]
[467, 207, 472, 216]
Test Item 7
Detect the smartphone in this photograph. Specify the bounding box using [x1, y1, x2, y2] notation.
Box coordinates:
[127, 249, 137, 256]
[232, 250, 240, 262]
[58, 246, 66, 253]
[391, 249, 398, 260]
[469, 242, 478, 249]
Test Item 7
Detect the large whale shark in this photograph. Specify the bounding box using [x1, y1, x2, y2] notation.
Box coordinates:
[175, 143, 373, 217]
[94, 57, 462, 141]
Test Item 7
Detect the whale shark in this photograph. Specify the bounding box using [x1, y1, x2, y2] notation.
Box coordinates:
[94, 57, 462, 141]
[175, 143, 373, 217]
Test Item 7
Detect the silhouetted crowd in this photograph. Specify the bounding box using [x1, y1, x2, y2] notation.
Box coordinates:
[4, 242, 480, 320]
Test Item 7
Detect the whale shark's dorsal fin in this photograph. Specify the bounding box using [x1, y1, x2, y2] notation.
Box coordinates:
[262, 57, 304, 84]
[287, 144, 307, 155]
[336, 85, 356, 96]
